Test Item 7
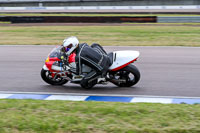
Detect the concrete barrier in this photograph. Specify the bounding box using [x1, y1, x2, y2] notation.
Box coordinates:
[0, 6, 200, 11]
[0, 0, 200, 7]
[0, 6, 200, 14]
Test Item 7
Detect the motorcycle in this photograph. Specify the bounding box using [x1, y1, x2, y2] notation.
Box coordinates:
[41, 46, 140, 89]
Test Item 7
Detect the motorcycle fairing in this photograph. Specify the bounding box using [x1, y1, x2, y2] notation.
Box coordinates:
[43, 46, 76, 72]
[43, 64, 49, 70]
[108, 50, 139, 71]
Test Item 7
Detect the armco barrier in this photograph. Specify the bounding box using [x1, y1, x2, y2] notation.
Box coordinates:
[0, 16, 157, 23]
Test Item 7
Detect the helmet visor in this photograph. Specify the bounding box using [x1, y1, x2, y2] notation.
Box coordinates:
[64, 44, 73, 52]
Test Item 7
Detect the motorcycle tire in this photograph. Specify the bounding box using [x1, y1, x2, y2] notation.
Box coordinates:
[41, 68, 68, 85]
[111, 64, 140, 87]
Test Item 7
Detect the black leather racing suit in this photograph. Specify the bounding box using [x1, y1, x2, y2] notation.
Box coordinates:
[75, 43, 111, 88]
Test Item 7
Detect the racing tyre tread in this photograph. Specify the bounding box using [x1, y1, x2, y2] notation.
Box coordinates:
[112, 64, 140, 87]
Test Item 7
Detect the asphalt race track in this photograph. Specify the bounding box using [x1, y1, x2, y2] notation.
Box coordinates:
[0, 45, 200, 97]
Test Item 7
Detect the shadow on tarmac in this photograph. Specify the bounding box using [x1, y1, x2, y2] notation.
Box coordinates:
[40, 84, 141, 95]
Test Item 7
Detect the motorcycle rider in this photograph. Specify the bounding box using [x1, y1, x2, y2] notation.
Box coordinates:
[62, 36, 111, 89]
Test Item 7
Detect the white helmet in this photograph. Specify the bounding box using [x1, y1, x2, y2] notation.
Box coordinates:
[63, 36, 79, 55]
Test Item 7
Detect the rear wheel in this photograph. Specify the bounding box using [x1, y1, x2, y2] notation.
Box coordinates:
[41, 69, 68, 85]
[110, 64, 140, 87]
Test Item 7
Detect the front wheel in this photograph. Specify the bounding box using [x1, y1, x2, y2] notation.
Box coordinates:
[110, 64, 140, 87]
[41, 68, 68, 85]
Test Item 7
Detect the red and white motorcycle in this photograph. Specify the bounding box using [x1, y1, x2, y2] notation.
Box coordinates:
[41, 46, 140, 89]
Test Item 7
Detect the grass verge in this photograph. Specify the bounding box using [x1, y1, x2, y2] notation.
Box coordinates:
[0, 25, 200, 46]
[0, 21, 10, 23]
[0, 99, 200, 132]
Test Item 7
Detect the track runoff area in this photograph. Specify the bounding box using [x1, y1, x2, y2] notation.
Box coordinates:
[0, 45, 200, 104]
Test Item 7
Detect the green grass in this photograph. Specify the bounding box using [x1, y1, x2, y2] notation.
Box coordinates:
[0, 99, 200, 132]
[0, 13, 200, 17]
[0, 25, 200, 46]
[0, 22, 10, 24]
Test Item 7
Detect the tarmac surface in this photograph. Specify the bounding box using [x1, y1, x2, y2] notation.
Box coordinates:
[0, 45, 200, 97]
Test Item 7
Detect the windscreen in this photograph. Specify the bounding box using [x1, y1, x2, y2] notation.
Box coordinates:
[49, 46, 63, 59]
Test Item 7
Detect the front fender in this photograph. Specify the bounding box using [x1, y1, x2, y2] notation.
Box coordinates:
[43, 65, 49, 70]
